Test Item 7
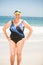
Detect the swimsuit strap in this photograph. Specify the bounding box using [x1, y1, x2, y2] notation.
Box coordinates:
[21, 20, 24, 24]
[21, 20, 25, 31]
[11, 20, 13, 24]
[10, 20, 14, 26]
[11, 19, 24, 26]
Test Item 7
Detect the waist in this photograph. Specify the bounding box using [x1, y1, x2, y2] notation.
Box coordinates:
[10, 30, 25, 37]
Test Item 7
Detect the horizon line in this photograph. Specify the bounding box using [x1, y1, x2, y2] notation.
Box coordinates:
[0, 15, 43, 18]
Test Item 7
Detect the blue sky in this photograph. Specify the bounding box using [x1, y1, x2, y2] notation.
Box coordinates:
[0, 0, 43, 17]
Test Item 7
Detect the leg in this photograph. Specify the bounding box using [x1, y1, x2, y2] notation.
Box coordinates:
[9, 40, 16, 65]
[17, 39, 25, 65]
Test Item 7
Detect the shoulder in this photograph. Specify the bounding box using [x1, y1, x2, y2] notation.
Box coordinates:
[20, 19, 27, 23]
[20, 19, 23, 21]
[20, 19, 28, 25]
[22, 19, 32, 28]
[21, 19, 27, 24]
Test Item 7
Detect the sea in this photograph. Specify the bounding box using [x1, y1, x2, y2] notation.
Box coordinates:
[0, 16, 43, 26]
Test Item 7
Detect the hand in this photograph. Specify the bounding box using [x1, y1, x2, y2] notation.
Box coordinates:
[22, 37, 27, 42]
[7, 37, 11, 41]
[17, 37, 27, 43]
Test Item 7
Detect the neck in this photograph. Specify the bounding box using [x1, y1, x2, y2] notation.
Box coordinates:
[15, 18, 20, 22]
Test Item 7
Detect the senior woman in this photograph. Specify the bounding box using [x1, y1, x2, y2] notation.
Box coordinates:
[3, 10, 33, 65]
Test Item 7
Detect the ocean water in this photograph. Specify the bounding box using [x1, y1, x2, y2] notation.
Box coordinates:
[0, 16, 43, 26]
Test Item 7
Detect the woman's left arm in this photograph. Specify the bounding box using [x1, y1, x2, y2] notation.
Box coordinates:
[23, 20, 33, 40]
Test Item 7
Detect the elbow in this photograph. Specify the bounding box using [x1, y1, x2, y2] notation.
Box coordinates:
[2, 27, 4, 31]
[30, 28, 33, 34]
[31, 28, 33, 33]
[2, 27, 5, 32]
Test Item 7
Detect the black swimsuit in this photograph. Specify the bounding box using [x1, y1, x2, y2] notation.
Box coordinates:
[9, 20, 25, 43]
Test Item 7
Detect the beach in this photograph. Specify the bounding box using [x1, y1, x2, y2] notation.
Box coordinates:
[0, 0, 43, 64]
[0, 26, 43, 65]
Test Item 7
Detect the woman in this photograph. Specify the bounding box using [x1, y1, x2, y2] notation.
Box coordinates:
[3, 10, 33, 65]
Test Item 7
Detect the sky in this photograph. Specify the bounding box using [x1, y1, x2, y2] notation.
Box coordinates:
[0, 0, 43, 17]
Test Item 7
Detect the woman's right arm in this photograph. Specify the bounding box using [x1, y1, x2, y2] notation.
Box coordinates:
[2, 21, 11, 41]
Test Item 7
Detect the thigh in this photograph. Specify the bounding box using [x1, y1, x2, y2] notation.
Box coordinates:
[8, 40, 16, 55]
[17, 39, 25, 53]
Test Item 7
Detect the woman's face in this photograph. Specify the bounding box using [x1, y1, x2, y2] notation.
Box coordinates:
[14, 14, 21, 19]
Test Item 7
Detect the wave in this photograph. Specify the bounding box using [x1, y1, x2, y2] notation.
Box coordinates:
[0, 26, 43, 33]
[0, 26, 43, 41]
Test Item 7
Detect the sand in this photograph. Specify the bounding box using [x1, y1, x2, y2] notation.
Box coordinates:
[0, 26, 43, 65]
